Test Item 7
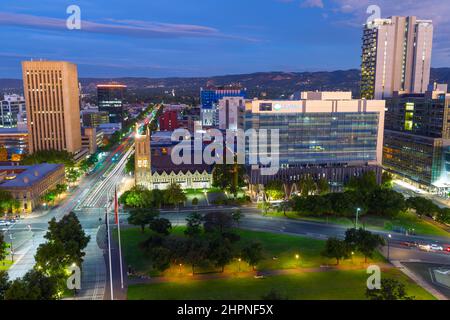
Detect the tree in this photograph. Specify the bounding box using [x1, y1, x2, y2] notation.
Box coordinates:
[232, 209, 244, 226]
[149, 218, 172, 236]
[0, 233, 7, 262]
[241, 242, 264, 271]
[119, 185, 154, 208]
[0, 271, 9, 300]
[316, 178, 330, 195]
[436, 208, 450, 224]
[368, 189, 406, 217]
[208, 237, 234, 273]
[185, 239, 209, 274]
[212, 163, 246, 196]
[346, 171, 378, 196]
[192, 197, 199, 206]
[406, 197, 439, 218]
[164, 183, 186, 208]
[345, 228, 385, 263]
[185, 212, 203, 238]
[203, 212, 233, 234]
[128, 208, 158, 232]
[381, 172, 394, 189]
[265, 180, 285, 200]
[0, 190, 20, 215]
[4, 270, 58, 300]
[21, 150, 75, 168]
[44, 212, 90, 268]
[300, 176, 317, 196]
[55, 184, 67, 197]
[322, 237, 351, 265]
[66, 168, 81, 185]
[366, 278, 414, 300]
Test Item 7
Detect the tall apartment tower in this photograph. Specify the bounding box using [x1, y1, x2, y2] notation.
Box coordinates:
[134, 126, 152, 189]
[22, 61, 82, 154]
[361, 16, 433, 100]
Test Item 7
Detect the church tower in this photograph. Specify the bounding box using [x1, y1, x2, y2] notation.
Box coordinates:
[134, 125, 152, 189]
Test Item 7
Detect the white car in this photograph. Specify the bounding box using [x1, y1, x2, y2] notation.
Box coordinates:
[430, 244, 444, 251]
[418, 244, 431, 251]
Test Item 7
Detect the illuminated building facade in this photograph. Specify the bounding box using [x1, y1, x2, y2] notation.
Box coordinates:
[383, 84, 450, 191]
[97, 83, 126, 124]
[361, 16, 433, 99]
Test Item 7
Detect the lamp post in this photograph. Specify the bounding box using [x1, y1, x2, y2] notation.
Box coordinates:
[295, 254, 300, 268]
[387, 234, 392, 262]
[355, 208, 361, 229]
[238, 258, 241, 272]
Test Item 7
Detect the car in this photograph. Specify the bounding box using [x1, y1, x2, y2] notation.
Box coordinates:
[0, 220, 7, 226]
[400, 241, 416, 247]
[430, 244, 444, 251]
[445, 247, 450, 253]
[418, 244, 431, 251]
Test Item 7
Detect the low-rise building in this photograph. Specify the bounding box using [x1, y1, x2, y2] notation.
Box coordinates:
[0, 163, 65, 214]
[0, 127, 29, 161]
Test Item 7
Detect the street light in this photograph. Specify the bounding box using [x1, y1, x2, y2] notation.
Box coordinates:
[295, 254, 300, 268]
[355, 208, 361, 228]
[238, 258, 241, 272]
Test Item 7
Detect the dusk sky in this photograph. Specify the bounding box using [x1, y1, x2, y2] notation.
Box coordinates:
[0, 0, 449, 78]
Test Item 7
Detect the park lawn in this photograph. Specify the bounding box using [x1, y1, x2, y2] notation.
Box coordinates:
[127, 268, 435, 300]
[117, 227, 384, 277]
[266, 210, 449, 237]
[0, 259, 12, 271]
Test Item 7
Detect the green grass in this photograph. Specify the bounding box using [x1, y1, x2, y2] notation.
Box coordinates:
[266, 210, 450, 237]
[127, 268, 435, 300]
[117, 227, 384, 277]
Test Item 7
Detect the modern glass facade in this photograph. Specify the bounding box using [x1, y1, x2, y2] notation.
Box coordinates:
[97, 84, 126, 124]
[245, 112, 379, 166]
[383, 90, 450, 189]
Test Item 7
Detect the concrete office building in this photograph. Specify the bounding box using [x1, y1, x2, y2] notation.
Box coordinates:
[200, 86, 246, 127]
[1, 94, 26, 128]
[244, 92, 386, 197]
[22, 61, 82, 154]
[218, 96, 245, 131]
[383, 84, 450, 192]
[361, 16, 433, 99]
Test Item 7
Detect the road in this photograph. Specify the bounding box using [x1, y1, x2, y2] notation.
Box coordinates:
[4, 105, 159, 300]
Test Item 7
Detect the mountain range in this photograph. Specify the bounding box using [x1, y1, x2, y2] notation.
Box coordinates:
[2, 68, 450, 100]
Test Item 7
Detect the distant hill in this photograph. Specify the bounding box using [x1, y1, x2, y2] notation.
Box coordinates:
[2, 68, 450, 100]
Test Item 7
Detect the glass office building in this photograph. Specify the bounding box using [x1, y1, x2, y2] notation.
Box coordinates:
[383, 85, 450, 191]
[97, 83, 126, 124]
[244, 93, 386, 194]
[245, 112, 379, 166]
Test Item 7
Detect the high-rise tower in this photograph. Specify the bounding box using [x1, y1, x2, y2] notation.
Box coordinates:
[361, 16, 433, 99]
[22, 61, 82, 154]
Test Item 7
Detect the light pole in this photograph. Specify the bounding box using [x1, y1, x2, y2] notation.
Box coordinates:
[387, 234, 392, 262]
[355, 208, 361, 229]
[238, 258, 241, 272]
[295, 254, 300, 268]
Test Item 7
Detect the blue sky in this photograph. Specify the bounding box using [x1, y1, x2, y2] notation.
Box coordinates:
[0, 0, 448, 78]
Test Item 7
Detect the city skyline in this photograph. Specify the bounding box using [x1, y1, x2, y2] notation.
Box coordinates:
[1, 0, 450, 78]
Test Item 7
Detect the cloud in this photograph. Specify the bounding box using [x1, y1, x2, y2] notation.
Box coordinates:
[300, 0, 324, 8]
[0, 12, 259, 42]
